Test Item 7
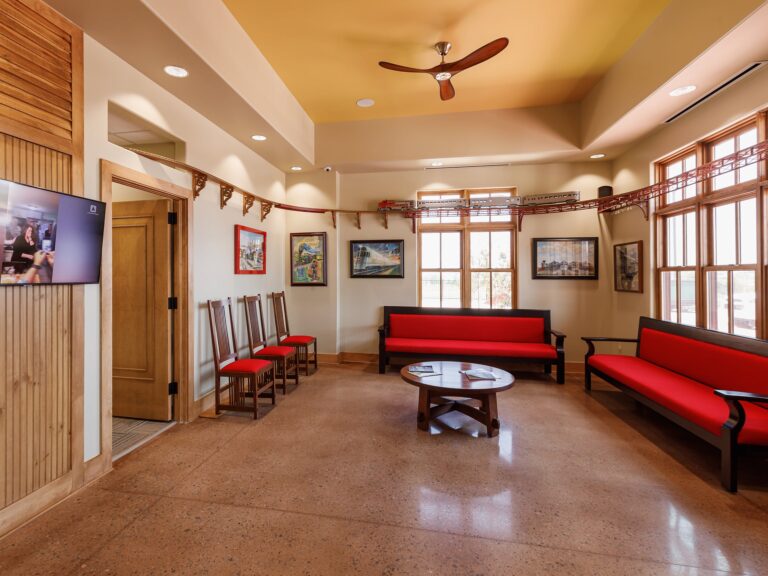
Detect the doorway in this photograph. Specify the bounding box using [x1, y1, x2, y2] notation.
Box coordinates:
[89, 160, 194, 479]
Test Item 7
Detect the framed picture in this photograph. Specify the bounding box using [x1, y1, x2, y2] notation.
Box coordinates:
[234, 225, 266, 274]
[532, 237, 598, 280]
[614, 241, 643, 293]
[290, 232, 327, 286]
[350, 240, 404, 278]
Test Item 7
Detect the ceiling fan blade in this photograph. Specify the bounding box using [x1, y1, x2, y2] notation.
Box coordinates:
[446, 37, 509, 73]
[378, 61, 431, 74]
[439, 79, 455, 101]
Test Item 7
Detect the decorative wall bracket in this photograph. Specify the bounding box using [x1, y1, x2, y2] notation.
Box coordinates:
[243, 194, 255, 216]
[331, 211, 337, 229]
[192, 171, 207, 200]
[382, 212, 388, 229]
[260, 201, 273, 221]
[354, 212, 361, 230]
[220, 184, 234, 209]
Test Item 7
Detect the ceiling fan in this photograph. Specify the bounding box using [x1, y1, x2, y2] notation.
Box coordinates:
[378, 37, 509, 101]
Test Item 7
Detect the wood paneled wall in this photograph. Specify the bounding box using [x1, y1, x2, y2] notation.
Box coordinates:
[0, 134, 73, 508]
[0, 0, 84, 534]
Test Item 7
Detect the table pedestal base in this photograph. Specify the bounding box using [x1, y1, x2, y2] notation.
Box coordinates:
[417, 389, 500, 437]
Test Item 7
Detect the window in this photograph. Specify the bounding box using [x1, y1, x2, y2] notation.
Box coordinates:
[418, 189, 516, 309]
[655, 117, 765, 339]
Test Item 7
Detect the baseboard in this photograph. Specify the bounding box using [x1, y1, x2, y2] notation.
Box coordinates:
[192, 390, 215, 419]
[565, 361, 584, 374]
[317, 353, 340, 364]
[339, 352, 378, 364]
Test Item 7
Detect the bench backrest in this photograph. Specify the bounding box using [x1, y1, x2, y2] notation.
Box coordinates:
[636, 317, 768, 394]
[383, 307, 551, 343]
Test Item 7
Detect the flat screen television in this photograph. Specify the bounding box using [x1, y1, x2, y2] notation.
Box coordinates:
[0, 178, 106, 285]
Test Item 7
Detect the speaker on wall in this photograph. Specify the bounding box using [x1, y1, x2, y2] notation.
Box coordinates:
[598, 186, 613, 198]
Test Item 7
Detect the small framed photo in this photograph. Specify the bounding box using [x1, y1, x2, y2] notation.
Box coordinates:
[350, 240, 404, 278]
[290, 232, 327, 286]
[532, 237, 598, 280]
[614, 241, 643, 293]
[234, 225, 266, 274]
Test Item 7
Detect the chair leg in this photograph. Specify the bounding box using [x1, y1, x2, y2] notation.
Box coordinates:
[271, 369, 277, 405]
[252, 376, 259, 420]
[281, 358, 288, 394]
[313, 340, 318, 372]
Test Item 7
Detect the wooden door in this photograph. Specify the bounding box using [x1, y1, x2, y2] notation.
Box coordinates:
[112, 200, 172, 420]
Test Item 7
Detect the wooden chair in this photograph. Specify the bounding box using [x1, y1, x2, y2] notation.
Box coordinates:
[270, 291, 318, 375]
[207, 298, 276, 419]
[244, 294, 300, 394]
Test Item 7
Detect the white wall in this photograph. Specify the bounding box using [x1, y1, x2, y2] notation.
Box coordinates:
[287, 162, 613, 361]
[82, 36, 287, 461]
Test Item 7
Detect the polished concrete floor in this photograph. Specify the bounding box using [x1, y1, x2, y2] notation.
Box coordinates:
[1, 363, 767, 575]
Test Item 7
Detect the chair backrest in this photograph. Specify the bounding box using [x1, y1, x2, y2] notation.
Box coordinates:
[271, 291, 291, 341]
[207, 298, 240, 374]
[244, 294, 268, 355]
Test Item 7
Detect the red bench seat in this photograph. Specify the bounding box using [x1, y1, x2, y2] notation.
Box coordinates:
[584, 317, 768, 492]
[379, 307, 565, 383]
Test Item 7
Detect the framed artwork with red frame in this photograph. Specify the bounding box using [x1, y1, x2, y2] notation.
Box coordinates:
[234, 224, 266, 274]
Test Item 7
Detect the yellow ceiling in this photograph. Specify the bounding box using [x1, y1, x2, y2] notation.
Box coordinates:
[224, 0, 670, 124]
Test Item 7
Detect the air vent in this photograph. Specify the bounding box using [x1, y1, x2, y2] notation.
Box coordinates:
[426, 162, 511, 170]
[665, 62, 766, 123]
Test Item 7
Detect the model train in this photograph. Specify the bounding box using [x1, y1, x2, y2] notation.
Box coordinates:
[378, 191, 580, 212]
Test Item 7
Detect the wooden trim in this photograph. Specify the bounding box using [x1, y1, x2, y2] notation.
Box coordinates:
[0, 472, 75, 536]
[99, 160, 195, 473]
[339, 352, 377, 364]
[317, 353, 340, 364]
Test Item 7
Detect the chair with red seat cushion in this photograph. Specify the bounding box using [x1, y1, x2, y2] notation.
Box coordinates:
[244, 294, 299, 394]
[207, 298, 276, 419]
[270, 291, 318, 375]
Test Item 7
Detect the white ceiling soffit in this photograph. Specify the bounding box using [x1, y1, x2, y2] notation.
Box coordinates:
[45, 0, 314, 171]
[580, 0, 768, 150]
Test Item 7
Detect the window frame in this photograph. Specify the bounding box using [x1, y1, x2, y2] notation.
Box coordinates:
[654, 113, 766, 338]
[417, 188, 518, 309]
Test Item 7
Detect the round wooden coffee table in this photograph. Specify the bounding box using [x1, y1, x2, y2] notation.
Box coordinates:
[400, 361, 515, 437]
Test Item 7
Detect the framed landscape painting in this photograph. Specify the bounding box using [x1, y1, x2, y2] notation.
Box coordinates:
[234, 225, 266, 274]
[614, 241, 643, 293]
[532, 237, 598, 280]
[350, 240, 404, 278]
[290, 232, 327, 286]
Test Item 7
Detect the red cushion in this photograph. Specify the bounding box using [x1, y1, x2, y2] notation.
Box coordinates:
[639, 328, 768, 395]
[589, 354, 768, 445]
[254, 346, 295, 358]
[385, 337, 557, 359]
[389, 314, 545, 343]
[280, 335, 316, 345]
[221, 358, 272, 375]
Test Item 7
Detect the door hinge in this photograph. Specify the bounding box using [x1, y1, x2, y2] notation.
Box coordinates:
[168, 296, 178, 310]
[168, 212, 178, 225]
[168, 381, 178, 395]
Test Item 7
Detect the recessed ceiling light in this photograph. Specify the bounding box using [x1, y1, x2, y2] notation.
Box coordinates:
[290, 166, 302, 172]
[669, 85, 696, 97]
[163, 65, 189, 78]
[431, 161, 444, 167]
[251, 134, 267, 141]
[356, 98, 375, 108]
[590, 153, 606, 159]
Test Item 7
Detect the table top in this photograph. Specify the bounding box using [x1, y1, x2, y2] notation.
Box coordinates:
[400, 361, 515, 394]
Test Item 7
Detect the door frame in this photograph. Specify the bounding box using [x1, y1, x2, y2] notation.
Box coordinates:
[87, 159, 194, 481]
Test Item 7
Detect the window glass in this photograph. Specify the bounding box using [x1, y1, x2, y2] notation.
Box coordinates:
[471, 271, 491, 308]
[713, 203, 736, 265]
[421, 233, 440, 269]
[738, 128, 758, 182]
[739, 198, 757, 265]
[733, 270, 756, 338]
[666, 215, 683, 266]
[490, 231, 511, 268]
[680, 271, 696, 326]
[713, 138, 736, 190]
[441, 232, 461, 269]
[441, 272, 461, 307]
[470, 231, 489, 268]
[707, 271, 729, 333]
[661, 271, 677, 322]
[492, 272, 513, 309]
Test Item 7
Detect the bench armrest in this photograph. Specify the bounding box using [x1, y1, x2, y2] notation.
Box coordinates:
[714, 390, 768, 403]
[714, 390, 768, 441]
[378, 324, 385, 335]
[550, 329, 566, 352]
[581, 337, 638, 358]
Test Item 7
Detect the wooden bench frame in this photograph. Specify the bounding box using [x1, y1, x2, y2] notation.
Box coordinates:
[583, 316, 768, 492]
[379, 307, 566, 383]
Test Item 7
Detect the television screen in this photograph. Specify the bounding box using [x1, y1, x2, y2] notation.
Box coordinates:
[0, 179, 106, 285]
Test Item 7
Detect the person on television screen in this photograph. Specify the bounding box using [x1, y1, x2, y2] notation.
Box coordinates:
[11, 224, 36, 272]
